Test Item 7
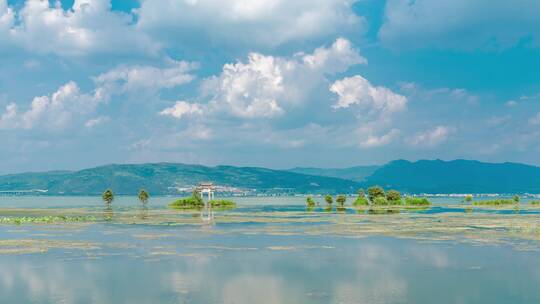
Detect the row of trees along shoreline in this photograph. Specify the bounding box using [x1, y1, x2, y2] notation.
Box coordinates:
[101, 189, 149, 205]
[307, 186, 432, 207]
[101, 189, 236, 209]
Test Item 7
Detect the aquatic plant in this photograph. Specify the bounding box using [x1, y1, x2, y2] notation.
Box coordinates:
[209, 199, 236, 208]
[336, 195, 347, 206]
[306, 196, 316, 207]
[324, 195, 333, 205]
[404, 197, 431, 206]
[368, 186, 385, 203]
[472, 199, 516, 206]
[102, 189, 114, 204]
[368, 208, 400, 215]
[138, 189, 150, 204]
[0, 215, 97, 225]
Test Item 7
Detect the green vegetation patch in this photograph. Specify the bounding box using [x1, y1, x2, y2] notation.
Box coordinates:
[352, 197, 369, 206]
[404, 197, 432, 206]
[169, 191, 236, 210]
[0, 215, 97, 225]
[473, 199, 517, 206]
[209, 199, 236, 210]
[306, 196, 317, 207]
[169, 197, 205, 209]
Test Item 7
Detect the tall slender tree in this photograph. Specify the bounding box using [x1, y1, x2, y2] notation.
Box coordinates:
[138, 189, 150, 204]
[336, 195, 347, 206]
[102, 189, 114, 205]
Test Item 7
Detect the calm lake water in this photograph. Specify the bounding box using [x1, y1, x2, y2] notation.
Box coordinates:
[0, 196, 540, 303]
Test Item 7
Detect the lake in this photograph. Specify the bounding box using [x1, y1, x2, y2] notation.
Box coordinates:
[0, 195, 539, 303]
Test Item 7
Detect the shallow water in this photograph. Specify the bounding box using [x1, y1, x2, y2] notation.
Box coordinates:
[0, 196, 540, 303]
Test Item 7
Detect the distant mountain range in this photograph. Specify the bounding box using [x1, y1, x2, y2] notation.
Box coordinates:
[1, 159, 540, 195]
[363, 159, 540, 194]
[0, 163, 360, 195]
[287, 165, 380, 182]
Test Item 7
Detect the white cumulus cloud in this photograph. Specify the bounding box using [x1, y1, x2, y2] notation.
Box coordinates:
[331, 75, 407, 113]
[160, 101, 204, 119]
[94, 60, 197, 96]
[360, 129, 401, 148]
[2, 0, 157, 56]
[137, 0, 364, 48]
[199, 38, 365, 118]
[408, 126, 451, 147]
[0, 81, 104, 130]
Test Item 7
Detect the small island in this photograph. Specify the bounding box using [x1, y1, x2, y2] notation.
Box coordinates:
[309, 186, 432, 210]
[169, 186, 236, 210]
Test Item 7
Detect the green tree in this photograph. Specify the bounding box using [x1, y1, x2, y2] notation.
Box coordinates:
[192, 190, 204, 205]
[513, 195, 520, 203]
[386, 190, 401, 204]
[324, 195, 333, 205]
[336, 195, 347, 206]
[306, 196, 316, 207]
[102, 189, 114, 204]
[138, 189, 150, 204]
[372, 196, 389, 206]
[368, 186, 385, 203]
[353, 196, 369, 206]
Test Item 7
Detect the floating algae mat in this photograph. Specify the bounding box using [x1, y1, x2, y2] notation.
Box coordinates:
[1, 196, 540, 303]
[1, 203, 540, 248]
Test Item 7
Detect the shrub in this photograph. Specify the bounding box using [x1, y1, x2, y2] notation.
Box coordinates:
[530, 200, 540, 205]
[169, 196, 204, 209]
[170, 191, 206, 209]
[336, 195, 347, 206]
[465, 195, 473, 202]
[353, 197, 369, 206]
[192, 190, 204, 205]
[306, 196, 316, 207]
[368, 186, 385, 203]
[386, 190, 401, 204]
[513, 195, 520, 203]
[404, 197, 431, 206]
[372, 196, 389, 206]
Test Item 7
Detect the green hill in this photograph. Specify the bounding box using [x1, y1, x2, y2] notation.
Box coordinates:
[287, 165, 379, 182]
[363, 159, 540, 193]
[0, 163, 360, 195]
[2, 159, 540, 195]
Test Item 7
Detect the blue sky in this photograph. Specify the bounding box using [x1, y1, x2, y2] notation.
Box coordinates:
[1, 0, 540, 173]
